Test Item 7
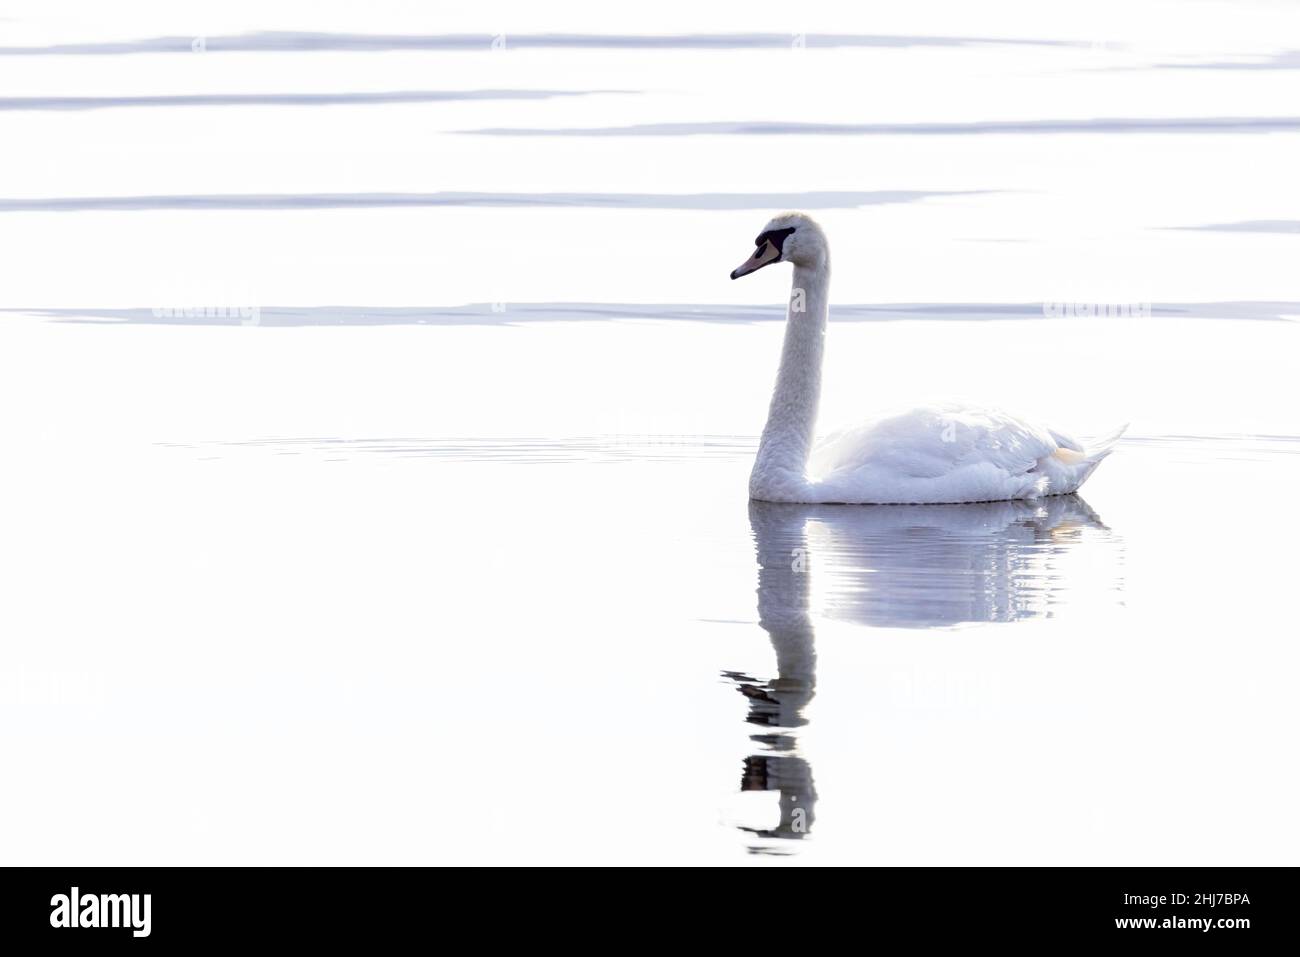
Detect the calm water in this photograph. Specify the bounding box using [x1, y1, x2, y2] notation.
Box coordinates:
[9, 426, 1286, 864]
[2, 2, 1299, 864]
[2, 322, 1299, 863]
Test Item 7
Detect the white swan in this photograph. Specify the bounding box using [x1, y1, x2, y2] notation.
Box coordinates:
[731, 212, 1124, 504]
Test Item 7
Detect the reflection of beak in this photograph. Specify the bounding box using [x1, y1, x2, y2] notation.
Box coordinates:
[730, 240, 781, 280]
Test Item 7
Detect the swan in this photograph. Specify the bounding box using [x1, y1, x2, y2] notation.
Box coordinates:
[730, 212, 1124, 504]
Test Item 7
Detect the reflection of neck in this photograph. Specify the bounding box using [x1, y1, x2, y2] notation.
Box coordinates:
[750, 260, 830, 501]
[749, 503, 817, 724]
[741, 502, 819, 843]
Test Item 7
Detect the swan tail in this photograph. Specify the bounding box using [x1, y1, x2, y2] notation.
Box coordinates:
[1043, 423, 1127, 494]
[1080, 423, 1129, 463]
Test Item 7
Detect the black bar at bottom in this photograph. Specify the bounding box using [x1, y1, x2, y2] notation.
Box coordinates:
[0, 866, 1292, 945]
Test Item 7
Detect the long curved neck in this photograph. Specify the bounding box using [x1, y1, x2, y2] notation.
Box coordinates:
[750, 259, 830, 498]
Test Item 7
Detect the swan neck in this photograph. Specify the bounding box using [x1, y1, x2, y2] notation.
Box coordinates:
[750, 261, 830, 499]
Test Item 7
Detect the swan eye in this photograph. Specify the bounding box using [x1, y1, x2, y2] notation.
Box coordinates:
[757, 227, 797, 254]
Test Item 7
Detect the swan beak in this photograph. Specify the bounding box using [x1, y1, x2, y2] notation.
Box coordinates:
[730, 240, 781, 279]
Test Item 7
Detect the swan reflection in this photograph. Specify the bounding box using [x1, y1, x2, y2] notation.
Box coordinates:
[728, 495, 1119, 854]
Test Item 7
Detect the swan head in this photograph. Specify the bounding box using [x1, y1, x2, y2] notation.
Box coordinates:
[730, 212, 827, 279]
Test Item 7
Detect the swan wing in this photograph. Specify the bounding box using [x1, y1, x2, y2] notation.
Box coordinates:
[808, 403, 1081, 504]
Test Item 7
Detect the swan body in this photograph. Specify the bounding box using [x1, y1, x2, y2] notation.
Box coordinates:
[730, 212, 1122, 504]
